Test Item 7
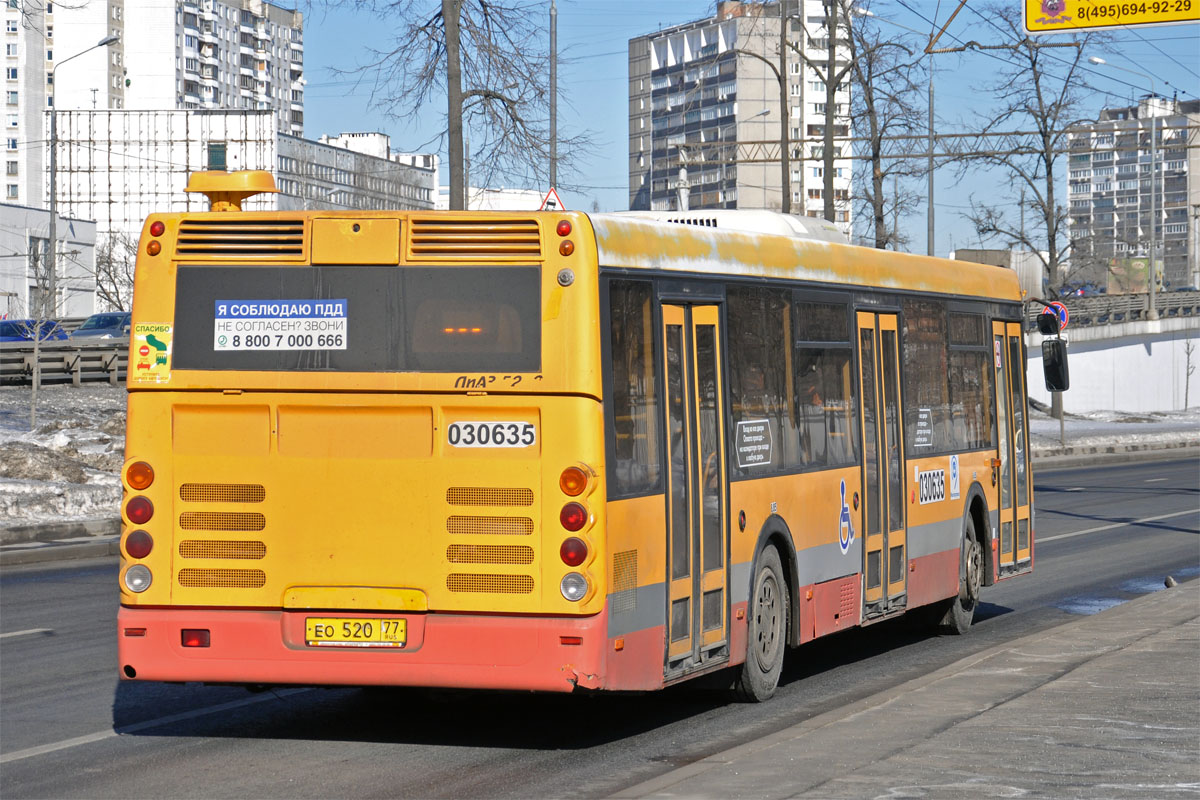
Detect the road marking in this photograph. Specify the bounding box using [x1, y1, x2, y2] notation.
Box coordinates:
[0, 688, 309, 765]
[0, 629, 53, 640]
[1144, 478, 1168, 483]
[1039, 508, 1199, 544]
[1066, 487, 1085, 492]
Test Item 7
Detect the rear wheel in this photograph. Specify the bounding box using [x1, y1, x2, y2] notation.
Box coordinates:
[940, 515, 982, 635]
[734, 546, 788, 702]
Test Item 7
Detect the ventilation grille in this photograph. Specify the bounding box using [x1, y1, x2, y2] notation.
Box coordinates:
[176, 219, 304, 257]
[447, 544, 534, 565]
[446, 573, 534, 594]
[179, 540, 267, 560]
[446, 487, 534, 507]
[180, 512, 266, 531]
[180, 483, 265, 503]
[447, 516, 534, 536]
[178, 568, 266, 588]
[409, 218, 541, 259]
[612, 550, 638, 614]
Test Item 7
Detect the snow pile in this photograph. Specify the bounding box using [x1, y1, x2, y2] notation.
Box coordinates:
[0, 385, 126, 529]
[1028, 405, 1200, 451]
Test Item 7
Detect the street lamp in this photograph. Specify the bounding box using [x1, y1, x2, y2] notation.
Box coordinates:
[46, 34, 119, 319]
[1088, 56, 1161, 318]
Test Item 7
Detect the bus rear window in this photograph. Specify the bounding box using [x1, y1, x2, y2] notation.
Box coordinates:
[173, 265, 540, 373]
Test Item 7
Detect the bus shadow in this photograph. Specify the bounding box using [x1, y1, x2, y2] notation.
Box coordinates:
[111, 602, 1017, 750]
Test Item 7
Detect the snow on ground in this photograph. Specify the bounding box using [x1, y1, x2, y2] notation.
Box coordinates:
[0, 384, 1197, 530]
[0, 385, 126, 529]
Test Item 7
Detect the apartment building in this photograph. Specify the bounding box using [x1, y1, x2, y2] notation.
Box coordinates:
[628, 0, 852, 233]
[1067, 97, 1200, 291]
[5, 0, 302, 208]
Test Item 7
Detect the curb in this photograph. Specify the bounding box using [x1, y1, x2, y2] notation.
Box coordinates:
[1032, 440, 1200, 469]
[0, 535, 120, 566]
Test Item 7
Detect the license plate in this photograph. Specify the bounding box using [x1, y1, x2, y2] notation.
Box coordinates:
[305, 617, 407, 648]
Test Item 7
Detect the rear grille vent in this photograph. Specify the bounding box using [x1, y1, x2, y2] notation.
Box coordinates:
[446, 573, 534, 594]
[180, 483, 265, 503]
[447, 544, 534, 565]
[447, 516, 534, 536]
[446, 487, 534, 507]
[178, 568, 266, 588]
[180, 512, 266, 531]
[179, 540, 267, 560]
[409, 218, 542, 259]
[176, 219, 304, 257]
[612, 550, 638, 614]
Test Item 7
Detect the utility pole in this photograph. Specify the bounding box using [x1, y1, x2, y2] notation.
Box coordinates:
[927, 67, 934, 256]
[823, 5, 837, 223]
[550, 0, 557, 190]
[778, 0, 790, 214]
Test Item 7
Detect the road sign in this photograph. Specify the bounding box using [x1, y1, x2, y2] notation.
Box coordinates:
[540, 188, 565, 211]
[1045, 300, 1069, 331]
[1025, 0, 1200, 34]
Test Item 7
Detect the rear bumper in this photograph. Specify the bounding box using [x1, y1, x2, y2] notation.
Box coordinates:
[118, 606, 608, 693]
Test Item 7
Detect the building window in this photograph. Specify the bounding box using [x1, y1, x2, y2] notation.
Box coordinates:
[6, 114, 16, 128]
[6, 183, 17, 199]
[4, 90, 14, 104]
[6, 159, 15, 175]
[5, 21, 17, 33]
[207, 141, 227, 170]
[6, 137, 16, 150]
[5, 68, 17, 80]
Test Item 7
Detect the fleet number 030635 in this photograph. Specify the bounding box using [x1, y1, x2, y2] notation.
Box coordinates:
[447, 421, 536, 448]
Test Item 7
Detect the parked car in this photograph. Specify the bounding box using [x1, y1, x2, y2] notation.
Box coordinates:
[0, 319, 70, 342]
[69, 311, 131, 340]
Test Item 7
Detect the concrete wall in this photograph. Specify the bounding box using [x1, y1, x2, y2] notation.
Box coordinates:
[1028, 317, 1200, 412]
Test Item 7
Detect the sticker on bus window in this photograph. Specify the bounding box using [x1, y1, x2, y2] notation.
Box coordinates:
[132, 323, 173, 383]
[735, 419, 773, 468]
[447, 421, 536, 448]
[212, 299, 348, 351]
[913, 408, 934, 448]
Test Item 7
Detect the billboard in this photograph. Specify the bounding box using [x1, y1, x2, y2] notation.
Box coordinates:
[1107, 256, 1163, 295]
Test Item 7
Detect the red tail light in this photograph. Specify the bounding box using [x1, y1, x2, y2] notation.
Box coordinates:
[556, 220, 572, 236]
[149, 220, 166, 237]
[560, 536, 588, 566]
[560, 502, 587, 532]
[125, 530, 153, 559]
[181, 629, 210, 648]
[125, 496, 154, 525]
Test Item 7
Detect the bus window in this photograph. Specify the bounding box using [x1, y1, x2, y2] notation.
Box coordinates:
[608, 280, 661, 496]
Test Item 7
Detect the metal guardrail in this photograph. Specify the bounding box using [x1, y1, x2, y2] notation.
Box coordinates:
[1024, 293, 1200, 329]
[0, 339, 127, 387]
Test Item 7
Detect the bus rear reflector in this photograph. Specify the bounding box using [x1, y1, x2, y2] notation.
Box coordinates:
[125, 530, 153, 559]
[146, 240, 162, 256]
[558, 240, 574, 256]
[181, 629, 210, 648]
[125, 496, 154, 525]
[559, 636, 582, 646]
[560, 502, 587, 532]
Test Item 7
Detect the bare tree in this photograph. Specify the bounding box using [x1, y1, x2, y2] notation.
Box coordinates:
[93, 231, 138, 311]
[961, 4, 1104, 293]
[334, 0, 590, 209]
[840, 1, 926, 249]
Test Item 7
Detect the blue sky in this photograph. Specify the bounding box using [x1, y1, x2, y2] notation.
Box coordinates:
[301, 1, 1199, 256]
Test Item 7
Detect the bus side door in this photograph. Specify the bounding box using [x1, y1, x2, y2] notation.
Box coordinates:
[992, 320, 1032, 575]
[661, 304, 730, 678]
[856, 311, 908, 617]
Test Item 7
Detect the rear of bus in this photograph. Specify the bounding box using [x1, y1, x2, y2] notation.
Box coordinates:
[117, 183, 612, 692]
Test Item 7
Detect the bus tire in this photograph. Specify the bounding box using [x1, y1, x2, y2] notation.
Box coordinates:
[940, 515, 982, 635]
[734, 546, 788, 702]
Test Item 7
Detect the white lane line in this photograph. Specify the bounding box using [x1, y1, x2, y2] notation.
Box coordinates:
[1144, 478, 1168, 483]
[0, 687, 309, 764]
[0, 629, 53, 640]
[1039, 508, 1199, 544]
[1066, 487, 1086, 492]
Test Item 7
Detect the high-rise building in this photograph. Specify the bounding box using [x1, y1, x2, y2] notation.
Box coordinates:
[5, 0, 302, 208]
[628, 0, 851, 233]
[1067, 98, 1200, 291]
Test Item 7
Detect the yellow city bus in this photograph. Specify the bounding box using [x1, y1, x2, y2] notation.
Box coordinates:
[118, 170, 1036, 701]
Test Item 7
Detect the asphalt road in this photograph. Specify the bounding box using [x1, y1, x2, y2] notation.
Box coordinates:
[1, 457, 1197, 799]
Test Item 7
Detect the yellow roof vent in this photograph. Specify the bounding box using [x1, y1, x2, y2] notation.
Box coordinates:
[185, 170, 279, 212]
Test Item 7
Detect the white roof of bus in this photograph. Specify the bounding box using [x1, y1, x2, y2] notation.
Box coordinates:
[588, 212, 1023, 303]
